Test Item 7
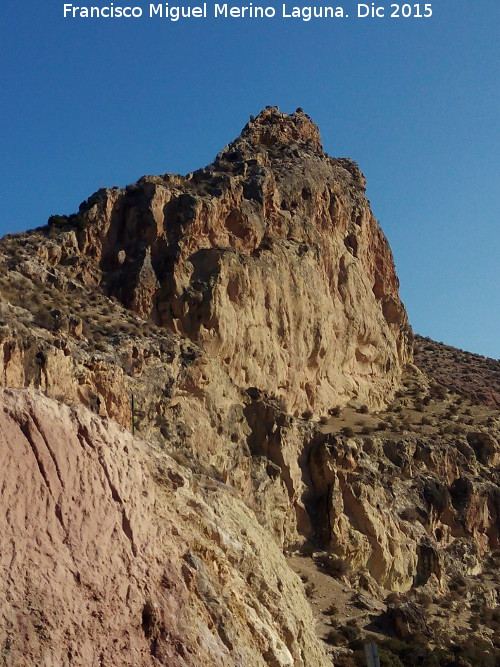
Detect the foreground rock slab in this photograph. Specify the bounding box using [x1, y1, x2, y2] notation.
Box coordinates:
[0, 388, 328, 666]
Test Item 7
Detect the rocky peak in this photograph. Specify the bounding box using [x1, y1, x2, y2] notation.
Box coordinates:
[26, 108, 413, 416]
[226, 106, 323, 153]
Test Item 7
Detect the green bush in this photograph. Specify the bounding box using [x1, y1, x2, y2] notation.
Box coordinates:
[47, 214, 67, 227]
[340, 624, 359, 642]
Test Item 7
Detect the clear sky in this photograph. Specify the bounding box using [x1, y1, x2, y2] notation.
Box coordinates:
[1, 0, 499, 358]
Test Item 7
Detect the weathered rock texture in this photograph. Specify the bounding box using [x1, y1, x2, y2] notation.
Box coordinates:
[0, 107, 499, 664]
[0, 388, 328, 666]
[0, 283, 309, 551]
[45, 106, 412, 415]
[307, 422, 500, 592]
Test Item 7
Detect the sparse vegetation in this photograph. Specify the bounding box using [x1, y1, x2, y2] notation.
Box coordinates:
[340, 623, 360, 642]
[324, 628, 345, 645]
[314, 553, 351, 578]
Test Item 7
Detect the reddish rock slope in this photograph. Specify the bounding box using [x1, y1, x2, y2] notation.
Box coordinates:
[0, 388, 328, 666]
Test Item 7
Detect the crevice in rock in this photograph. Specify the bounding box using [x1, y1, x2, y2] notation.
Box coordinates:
[19, 418, 53, 497]
[19, 417, 66, 533]
[30, 412, 65, 490]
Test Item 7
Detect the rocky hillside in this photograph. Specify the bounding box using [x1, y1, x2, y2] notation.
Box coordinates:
[414, 334, 500, 407]
[0, 108, 498, 666]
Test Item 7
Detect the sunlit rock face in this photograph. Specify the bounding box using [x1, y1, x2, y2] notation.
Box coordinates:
[1, 109, 499, 661]
[65, 106, 411, 416]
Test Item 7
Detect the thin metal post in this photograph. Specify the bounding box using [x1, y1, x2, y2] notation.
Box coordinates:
[131, 393, 135, 435]
[364, 643, 380, 667]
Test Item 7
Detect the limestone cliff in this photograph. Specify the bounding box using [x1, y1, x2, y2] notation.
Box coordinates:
[0, 108, 498, 666]
[46, 106, 411, 415]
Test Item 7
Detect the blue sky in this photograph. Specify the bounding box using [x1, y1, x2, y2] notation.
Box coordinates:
[1, 0, 499, 357]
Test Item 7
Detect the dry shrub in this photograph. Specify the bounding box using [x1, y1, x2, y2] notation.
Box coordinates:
[324, 629, 345, 645]
[315, 553, 351, 578]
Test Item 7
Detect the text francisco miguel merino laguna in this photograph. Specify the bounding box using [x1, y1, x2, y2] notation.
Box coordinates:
[62, 3, 433, 21]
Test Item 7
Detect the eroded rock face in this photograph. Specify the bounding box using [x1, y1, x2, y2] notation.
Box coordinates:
[0, 109, 498, 659]
[0, 388, 328, 666]
[50, 107, 412, 415]
[0, 237, 498, 597]
[305, 426, 500, 592]
[0, 304, 302, 551]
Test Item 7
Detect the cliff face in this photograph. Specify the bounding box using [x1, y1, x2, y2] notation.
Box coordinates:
[49, 107, 411, 415]
[1, 108, 499, 665]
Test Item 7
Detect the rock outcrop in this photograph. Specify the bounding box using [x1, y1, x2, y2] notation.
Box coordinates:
[0, 388, 328, 666]
[46, 106, 412, 416]
[0, 107, 498, 665]
[307, 423, 500, 592]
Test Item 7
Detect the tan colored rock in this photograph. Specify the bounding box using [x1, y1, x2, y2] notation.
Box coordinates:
[0, 110, 498, 645]
[0, 292, 497, 596]
[309, 435, 418, 591]
[49, 107, 411, 416]
[0, 302, 301, 550]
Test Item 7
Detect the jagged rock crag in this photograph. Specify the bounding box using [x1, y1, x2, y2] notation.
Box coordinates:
[1, 108, 499, 664]
[50, 106, 412, 415]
